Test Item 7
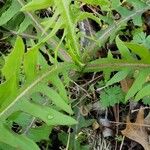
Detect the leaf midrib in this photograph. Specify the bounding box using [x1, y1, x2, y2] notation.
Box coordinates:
[0, 63, 75, 119]
[84, 5, 150, 58]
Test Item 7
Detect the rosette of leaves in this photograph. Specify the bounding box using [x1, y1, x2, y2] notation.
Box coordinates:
[0, 37, 77, 150]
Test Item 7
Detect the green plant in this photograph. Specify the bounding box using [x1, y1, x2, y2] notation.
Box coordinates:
[1, 0, 150, 149]
[84, 36, 150, 102]
[132, 30, 150, 49]
[83, 0, 150, 60]
[100, 85, 125, 108]
[0, 37, 77, 149]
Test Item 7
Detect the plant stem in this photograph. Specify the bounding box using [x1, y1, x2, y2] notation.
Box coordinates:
[17, 0, 71, 62]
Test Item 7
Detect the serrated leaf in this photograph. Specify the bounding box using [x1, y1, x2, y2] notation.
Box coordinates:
[100, 86, 125, 108]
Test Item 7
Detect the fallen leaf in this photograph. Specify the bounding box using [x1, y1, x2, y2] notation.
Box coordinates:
[121, 108, 150, 150]
[120, 78, 134, 93]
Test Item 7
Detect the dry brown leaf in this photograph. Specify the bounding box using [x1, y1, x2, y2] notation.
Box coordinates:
[120, 78, 134, 93]
[121, 108, 150, 150]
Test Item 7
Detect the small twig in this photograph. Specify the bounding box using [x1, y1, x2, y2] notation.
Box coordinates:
[0, 29, 37, 39]
[72, 94, 87, 108]
[66, 127, 71, 150]
[110, 121, 150, 128]
[23, 117, 36, 135]
[82, 74, 103, 87]
[131, 107, 150, 113]
[119, 136, 125, 150]
[73, 108, 81, 150]
[70, 79, 92, 98]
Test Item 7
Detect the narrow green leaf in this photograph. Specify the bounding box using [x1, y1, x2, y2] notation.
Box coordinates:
[106, 69, 130, 87]
[34, 83, 73, 114]
[24, 46, 38, 82]
[80, 0, 110, 11]
[135, 84, 150, 101]
[41, 10, 59, 35]
[0, 75, 17, 108]
[125, 42, 150, 63]
[55, 0, 81, 58]
[19, 100, 77, 125]
[116, 36, 133, 60]
[2, 37, 24, 81]
[41, 18, 64, 44]
[50, 74, 68, 103]
[0, 124, 39, 150]
[76, 12, 101, 25]
[125, 69, 150, 101]
[0, 0, 21, 26]
[18, 16, 32, 33]
[21, 0, 54, 11]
